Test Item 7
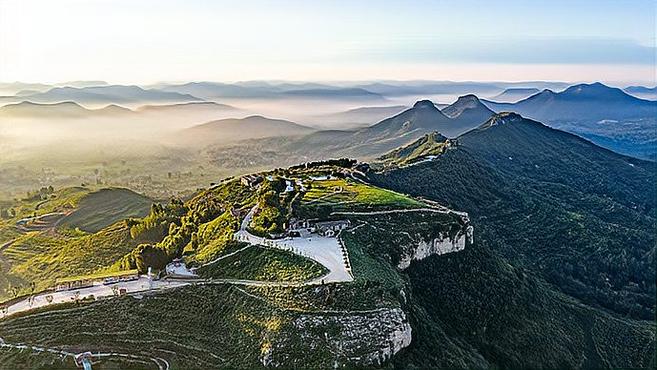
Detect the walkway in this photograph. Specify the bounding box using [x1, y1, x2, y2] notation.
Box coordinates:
[2, 277, 189, 318]
[331, 207, 469, 218]
[235, 205, 353, 283]
[233, 230, 353, 283]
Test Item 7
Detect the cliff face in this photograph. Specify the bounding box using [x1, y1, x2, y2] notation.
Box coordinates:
[398, 224, 472, 270]
[263, 307, 412, 367]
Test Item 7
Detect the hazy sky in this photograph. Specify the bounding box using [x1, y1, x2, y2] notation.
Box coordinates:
[1, 0, 655, 84]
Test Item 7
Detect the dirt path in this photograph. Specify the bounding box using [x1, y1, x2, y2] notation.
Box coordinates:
[331, 207, 468, 217]
[0, 336, 169, 370]
[194, 244, 254, 270]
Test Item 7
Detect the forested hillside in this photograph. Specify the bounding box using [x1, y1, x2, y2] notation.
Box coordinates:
[368, 112, 656, 320]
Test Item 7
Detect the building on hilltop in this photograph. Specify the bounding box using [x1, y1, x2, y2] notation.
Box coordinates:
[315, 220, 351, 237]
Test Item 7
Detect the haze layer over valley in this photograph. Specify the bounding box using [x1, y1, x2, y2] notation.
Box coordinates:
[0, 1, 655, 368]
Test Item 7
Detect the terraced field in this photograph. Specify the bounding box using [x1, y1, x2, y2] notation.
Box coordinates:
[0, 187, 155, 300]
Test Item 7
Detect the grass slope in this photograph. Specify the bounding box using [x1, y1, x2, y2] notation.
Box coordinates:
[298, 177, 422, 219]
[378, 131, 449, 167]
[59, 188, 152, 232]
[196, 245, 328, 282]
[0, 222, 153, 300]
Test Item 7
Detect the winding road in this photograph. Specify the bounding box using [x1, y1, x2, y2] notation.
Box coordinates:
[0, 336, 170, 370]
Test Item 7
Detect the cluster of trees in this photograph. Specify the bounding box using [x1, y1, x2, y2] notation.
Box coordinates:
[119, 184, 243, 272]
[23, 186, 55, 201]
[249, 178, 291, 236]
[126, 200, 188, 241]
[289, 158, 356, 170]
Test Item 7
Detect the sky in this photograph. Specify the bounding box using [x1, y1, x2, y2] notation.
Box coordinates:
[0, 0, 655, 85]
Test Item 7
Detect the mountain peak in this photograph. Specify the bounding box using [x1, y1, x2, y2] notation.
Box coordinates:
[480, 112, 525, 128]
[378, 130, 450, 166]
[442, 94, 494, 126]
[455, 94, 480, 103]
[413, 100, 438, 109]
[562, 82, 625, 98]
[444, 94, 483, 112]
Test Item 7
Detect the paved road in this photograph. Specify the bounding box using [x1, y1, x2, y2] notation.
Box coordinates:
[2, 277, 189, 318]
[234, 229, 353, 283]
[236, 205, 353, 283]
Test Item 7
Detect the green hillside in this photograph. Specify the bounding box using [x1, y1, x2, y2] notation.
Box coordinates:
[0, 140, 653, 368]
[0, 161, 468, 369]
[0, 187, 156, 300]
[368, 113, 656, 319]
[59, 188, 153, 232]
[377, 131, 450, 167]
[0, 222, 157, 300]
[363, 113, 656, 366]
[196, 245, 328, 282]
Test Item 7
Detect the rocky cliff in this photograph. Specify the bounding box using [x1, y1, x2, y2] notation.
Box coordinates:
[264, 307, 412, 367]
[398, 223, 472, 270]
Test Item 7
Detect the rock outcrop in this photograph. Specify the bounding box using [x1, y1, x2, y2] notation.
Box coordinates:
[397, 225, 471, 270]
[264, 307, 411, 367]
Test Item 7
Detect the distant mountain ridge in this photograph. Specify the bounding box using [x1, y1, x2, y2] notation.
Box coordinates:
[160, 81, 385, 100]
[0, 101, 134, 118]
[273, 97, 494, 160]
[479, 82, 657, 159]
[18, 85, 202, 105]
[625, 85, 657, 100]
[489, 87, 540, 102]
[135, 101, 237, 113]
[483, 82, 657, 121]
[176, 115, 315, 146]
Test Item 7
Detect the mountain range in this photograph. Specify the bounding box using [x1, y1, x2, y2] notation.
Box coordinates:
[309, 105, 408, 129]
[0, 101, 134, 118]
[625, 85, 657, 100]
[298, 96, 493, 157]
[1, 109, 653, 369]
[159, 81, 386, 101]
[481, 83, 657, 159]
[483, 82, 657, 121]
[7, 85, 201, 105]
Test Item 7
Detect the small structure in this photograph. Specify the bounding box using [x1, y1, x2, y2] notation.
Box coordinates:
[289, 218, 313, 231]
[74, 352, 93, 369]
[446, 138, 459, 149]
[165, 258, 197, 278]
[315, 220, 351, 237]
[241, 174, 263, 188]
